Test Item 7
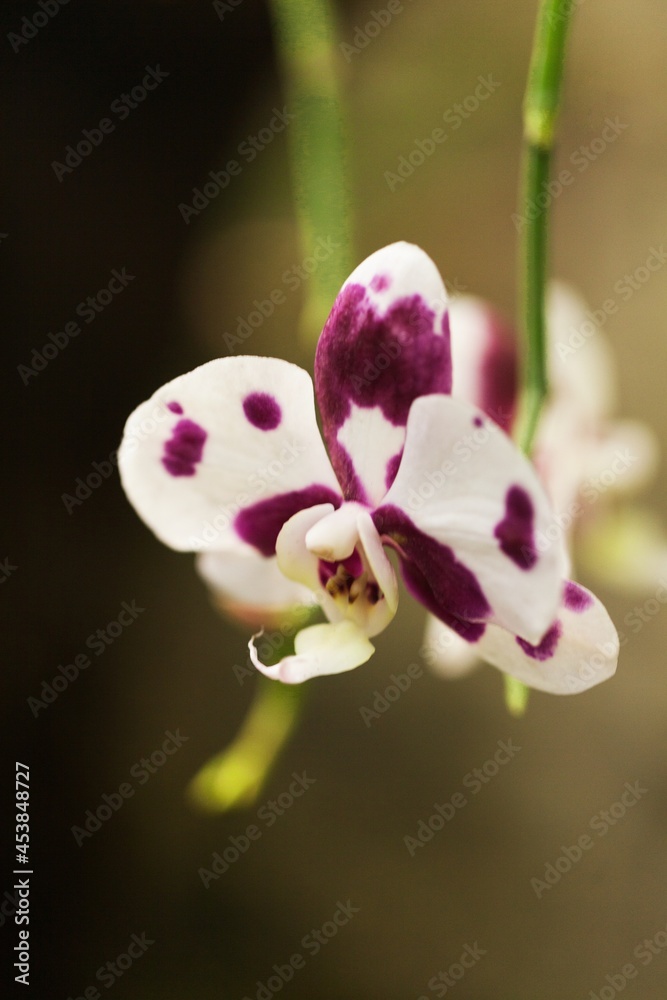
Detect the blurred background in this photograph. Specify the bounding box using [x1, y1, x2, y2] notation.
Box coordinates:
[2, 0, 667, 997]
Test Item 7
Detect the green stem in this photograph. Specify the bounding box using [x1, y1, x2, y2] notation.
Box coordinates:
[508, 0, 575, 715]
[188, 678, 304, 812]
[268, 0, 353, 342]
[516, 0, 575, 453]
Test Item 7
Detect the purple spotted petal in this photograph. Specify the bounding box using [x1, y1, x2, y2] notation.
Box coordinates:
[373, 504, 491, 635]
[118, 356, 341, 553]
[456, 580, 619, 694]
[449, 297, 518, 432]
[315, 243, 452, 506]
[378, 394, 564, 642]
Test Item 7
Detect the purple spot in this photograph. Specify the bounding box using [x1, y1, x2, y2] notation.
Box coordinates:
[385, 450, 403, 491]
[162, 419, 207, 477]
[563, 581, 593, 613]
[235, 485, 341, 557]
[494, 486, 537, 571]
[473, 415, 483, 428]
[315, 283, 452, 502]
[373, 504, 490, 638]
[370, 274, 391, 292]
[478, 309, 518, 432]
[243, 392, 282, 431]
[517, 621, 562, 661]
[167, 401, 184, 414]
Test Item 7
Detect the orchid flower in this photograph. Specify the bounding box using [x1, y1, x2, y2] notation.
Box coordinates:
[426, 283, 653, 690]
[118, 243, 618, 691]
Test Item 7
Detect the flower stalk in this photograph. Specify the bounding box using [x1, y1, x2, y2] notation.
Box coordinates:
[508, 0, 575, 713]
[516, 0, 574, 453]
[268, 0, 353, 342]
[188, 675, 304, 812]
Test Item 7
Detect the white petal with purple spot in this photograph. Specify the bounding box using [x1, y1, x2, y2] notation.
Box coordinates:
[196, 549, 315, 626]
[467, 581, 619, 694]
[315, 242, 452, 506]
[118, 356, 341, 553]
[375, 394, 565, 643]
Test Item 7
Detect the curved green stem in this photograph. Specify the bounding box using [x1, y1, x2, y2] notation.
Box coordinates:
[268, 0, 353, 342]
[189, 677, 304, 812]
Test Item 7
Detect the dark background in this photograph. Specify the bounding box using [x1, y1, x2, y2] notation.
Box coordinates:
[2, 1, 667, 998]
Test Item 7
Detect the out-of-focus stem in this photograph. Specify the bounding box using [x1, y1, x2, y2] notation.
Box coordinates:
[268, 0, 353, 342]
[189, 677, 304, 812]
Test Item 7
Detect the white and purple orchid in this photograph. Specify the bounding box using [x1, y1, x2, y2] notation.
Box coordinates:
[118, 243, 619, 692]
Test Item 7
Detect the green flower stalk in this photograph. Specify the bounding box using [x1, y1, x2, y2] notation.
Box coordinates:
[190, 0, 352, 811]
[507, 0, 576, 715]
[268, 0, 353, 342]
[189, 676, 304, 812]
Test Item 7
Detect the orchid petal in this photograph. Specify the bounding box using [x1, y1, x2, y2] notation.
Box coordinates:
[547, 281, 616, 419]
[249, 620, 374, 684]
[449, 296, 517, 432]
[315, 242, 452, 505]
[468, 581, 619, 694]
[118, 357, 341, 553]
[196, 550, 315, 628]
[275, 504, 335, 594]
[375, 395, 565, 643]
[422, 615, 482, 679]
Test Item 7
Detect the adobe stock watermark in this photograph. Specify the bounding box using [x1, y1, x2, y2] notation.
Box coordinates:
[385, 75, 501, 191]
[186, 439, 307, 549]
[417, 942, 487, 998]
[27, 600, 145, 717]
[405, 415, 503, 514]
[17, 267, 135, 384]
[340, 0, 409, 62]
[8, 0, 70, 54]
[359, 662, 424, 726]
[223, 236, 340, 351]
[71, 729, 189, 846]
[52, 67, 169, 181]
[588, 918, 667, 1000]
[512, 116, 628, 232]
[530, 780, 648, 898]
[615, 576, 667, 646]
[556, 245, 667, 360]
[240, 900, 359, 1000]
[532, 446, 642, 558]
[404, 739, 521, 856]
[0, 558, 18, 584]
[212, 0, 242, 21]
[65, 932, 155, 999]
[547, 0, 587, 24]
[61, 450, 118, 514]
[178, 106, 295, 224]
[198, 771, 316, 887]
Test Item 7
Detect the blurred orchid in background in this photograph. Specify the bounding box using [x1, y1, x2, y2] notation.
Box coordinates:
[119, 243, 618, 695]
[426, 281, 658, 686]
